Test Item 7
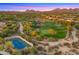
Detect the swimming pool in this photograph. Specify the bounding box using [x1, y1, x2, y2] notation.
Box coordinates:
[11, 38, 29, 49]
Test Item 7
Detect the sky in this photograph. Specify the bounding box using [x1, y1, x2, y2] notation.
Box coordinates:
[0, 3, 79, 11]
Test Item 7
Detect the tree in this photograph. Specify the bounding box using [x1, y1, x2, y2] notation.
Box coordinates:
[0, 22, 18, 37]
[48, 29, 57, 35]
[0, 37, 4, 51]
[0, 45, 4, 51]
[0, 37, 3, 44]
[75, 24, 79, 30]
[23, 22, 32, 34]
[5, 41, 12, 49]
[30, 31, 38, 37]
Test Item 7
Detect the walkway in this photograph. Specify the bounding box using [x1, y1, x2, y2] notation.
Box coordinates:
[4, 36, 33, 47]
[19, 22, 24, 34]
[71, 27, 79, 42]
[0, 51, 10, 55]
[39, 27, 79, 47]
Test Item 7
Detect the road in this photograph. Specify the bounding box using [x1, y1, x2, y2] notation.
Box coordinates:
[39, 27, 79, 47]
[19, 22, 24, 34]
[71, 27, 79, 42]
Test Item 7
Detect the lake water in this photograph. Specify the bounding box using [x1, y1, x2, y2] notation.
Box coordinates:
[12, 38, 29, 49]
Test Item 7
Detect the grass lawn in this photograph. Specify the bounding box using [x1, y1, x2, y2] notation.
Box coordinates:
[39, 22, 67, 39]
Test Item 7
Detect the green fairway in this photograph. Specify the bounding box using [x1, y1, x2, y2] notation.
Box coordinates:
[39, 22, 67, 39]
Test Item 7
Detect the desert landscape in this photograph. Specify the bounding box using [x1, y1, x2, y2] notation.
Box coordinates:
[0, 3, 79, 55]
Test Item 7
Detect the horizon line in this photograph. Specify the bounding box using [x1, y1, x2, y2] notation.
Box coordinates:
[0, 8, 79, 12]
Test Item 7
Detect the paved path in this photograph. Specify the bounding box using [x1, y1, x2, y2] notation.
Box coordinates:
[71, 27, 79, 42]
[19, 22, 24, 34]
[0, 51, 10, 55]
[4, 36, 33, 47]
[39, 27, 79, 47]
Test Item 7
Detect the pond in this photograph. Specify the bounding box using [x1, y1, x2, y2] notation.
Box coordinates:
[11, 38, 30, 49]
